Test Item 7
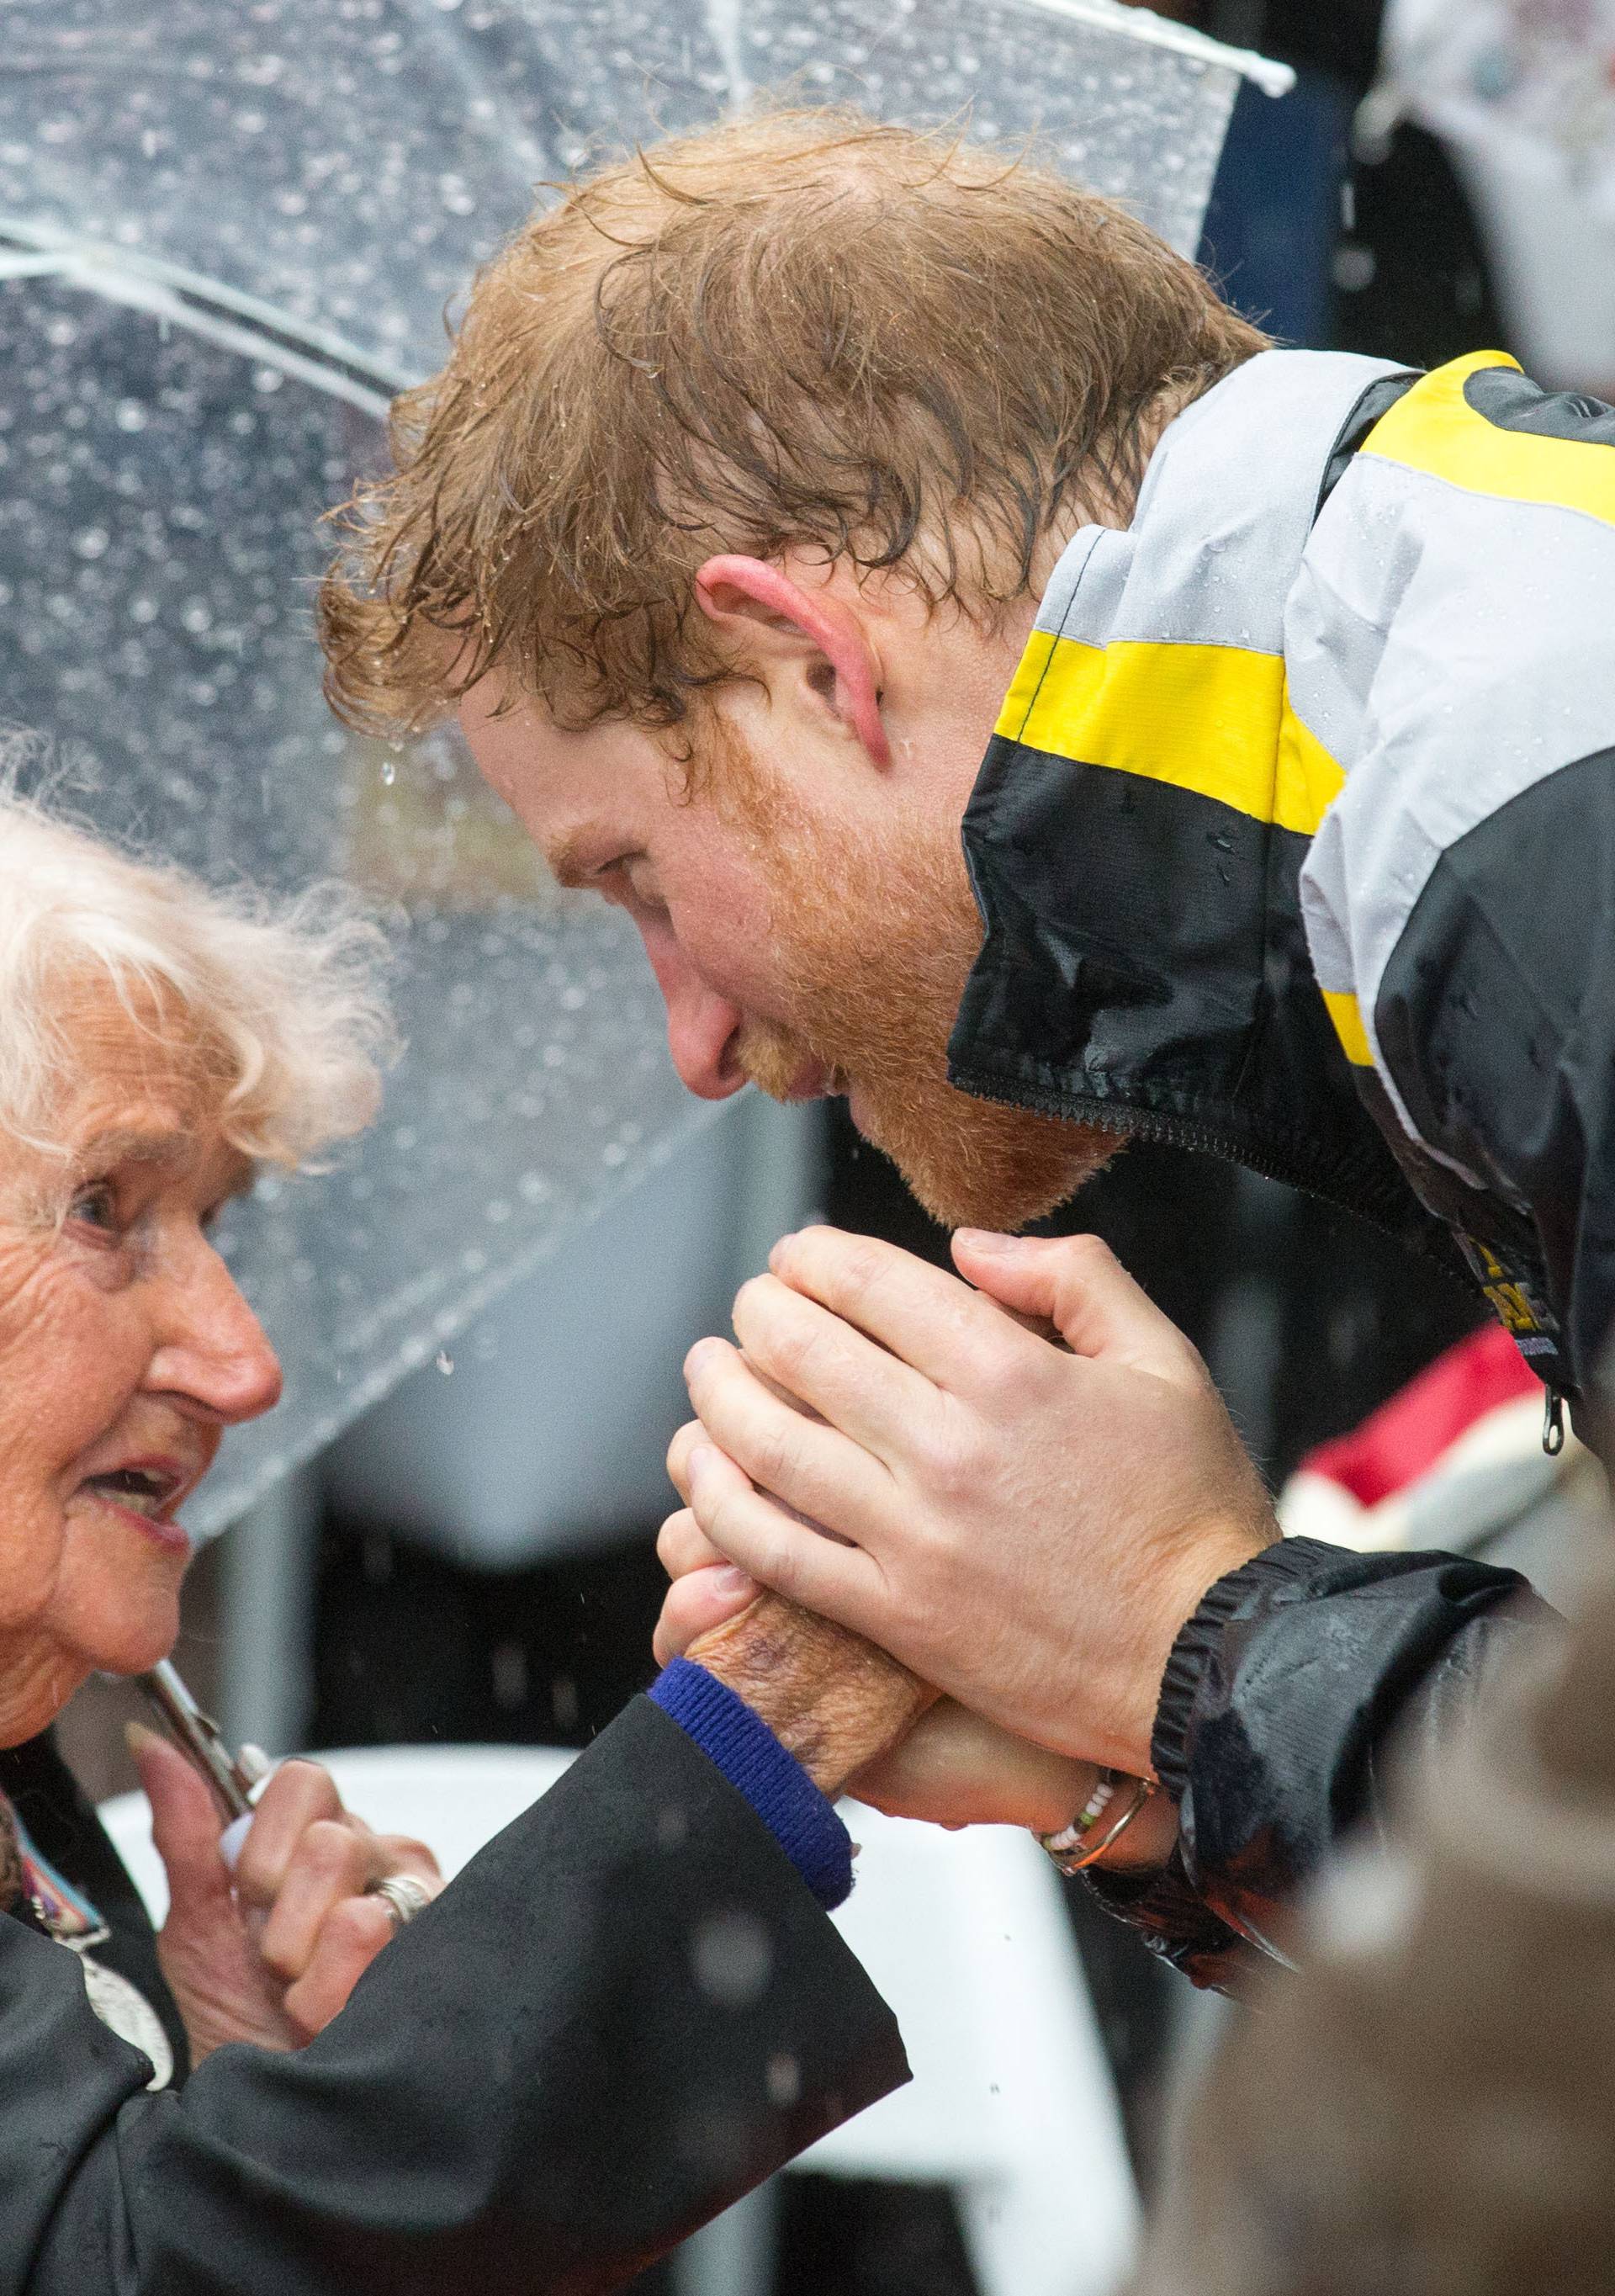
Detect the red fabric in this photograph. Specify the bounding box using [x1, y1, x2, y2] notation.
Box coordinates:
[1299, 1324, 1541, 1509]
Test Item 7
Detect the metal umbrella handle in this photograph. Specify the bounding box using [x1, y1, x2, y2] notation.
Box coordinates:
[135, 1660, 272, 1826]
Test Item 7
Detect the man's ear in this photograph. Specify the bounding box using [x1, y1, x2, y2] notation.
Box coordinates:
[694, 555, 890, 767]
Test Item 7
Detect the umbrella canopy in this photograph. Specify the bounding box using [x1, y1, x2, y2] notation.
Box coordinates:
[0, 0, 1271, 1536]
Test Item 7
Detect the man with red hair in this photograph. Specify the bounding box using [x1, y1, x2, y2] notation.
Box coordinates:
[322, 107, 1603, 1980]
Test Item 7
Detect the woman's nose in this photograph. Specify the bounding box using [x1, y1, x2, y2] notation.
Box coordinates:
[152, 1247, 284, 1424]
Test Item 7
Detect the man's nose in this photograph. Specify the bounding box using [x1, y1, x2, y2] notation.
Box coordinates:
[645, 941, 749, 1102]
[151, 1244, 284, 1425]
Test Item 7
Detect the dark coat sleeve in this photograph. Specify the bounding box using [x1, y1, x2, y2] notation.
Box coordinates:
[1084, 1538, 1558, 1989]
[0, 1697, 908, 2295]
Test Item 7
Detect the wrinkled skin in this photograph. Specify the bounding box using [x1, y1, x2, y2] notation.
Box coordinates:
[0, 987, 440, 2055]
[0, 997, 281, 1735]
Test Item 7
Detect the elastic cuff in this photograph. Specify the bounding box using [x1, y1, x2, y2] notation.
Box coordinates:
[1150, 1535, 1332, 1802]
[649, 1658, 854, 1910]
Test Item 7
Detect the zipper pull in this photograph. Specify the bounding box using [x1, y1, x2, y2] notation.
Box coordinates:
[1543, 1385, 1567, 1457]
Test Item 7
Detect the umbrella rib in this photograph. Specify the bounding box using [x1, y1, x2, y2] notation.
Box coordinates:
[0, 214, 419, 400]
[0, 247, 398, 416]
[1005, 0, 1295, 97]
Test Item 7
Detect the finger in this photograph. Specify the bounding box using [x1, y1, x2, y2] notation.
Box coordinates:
[130, 1726, 234, 1925]
[657, 1506, 729, 1581]
[685, 1339, 893, 1528]
[282, 1895, 397, 2041]
[768, 1225, 1032, 1394]
[951, 1229, 1198, 1374]
[686, 1444, 886, 1632]
[717, 1275, 938, 1456]
[233, 1760, 347, 1912]
[667, 1419, 706, 1505]
[368, 1834, 442, 1892]
[654, 1564, 760, 1665]
[257, 1819, 389, 1982]
[845, 1700, 1095, 1833]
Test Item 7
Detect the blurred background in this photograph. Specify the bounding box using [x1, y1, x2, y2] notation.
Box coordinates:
[8, 0, 1615, 2288]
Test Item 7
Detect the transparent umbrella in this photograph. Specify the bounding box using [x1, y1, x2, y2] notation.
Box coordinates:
[0, 0, 1282, 1536]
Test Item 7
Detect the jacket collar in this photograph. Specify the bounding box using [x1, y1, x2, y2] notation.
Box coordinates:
[945, 349, 1443, 1244]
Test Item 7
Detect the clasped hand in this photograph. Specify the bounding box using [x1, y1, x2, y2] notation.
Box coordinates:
[657, 1224, 1275, 1842]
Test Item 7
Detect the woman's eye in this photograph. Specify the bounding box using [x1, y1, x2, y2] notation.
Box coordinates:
[67, 1181, 121, 1235]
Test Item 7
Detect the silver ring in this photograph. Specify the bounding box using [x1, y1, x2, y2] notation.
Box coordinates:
[368, 1872, 432, 1931]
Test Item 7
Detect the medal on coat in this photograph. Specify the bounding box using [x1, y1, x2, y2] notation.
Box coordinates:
[0, 1790, 172, 2090]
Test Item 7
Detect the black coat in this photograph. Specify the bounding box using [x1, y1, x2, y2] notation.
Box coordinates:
[0, 1697, 907, 2292]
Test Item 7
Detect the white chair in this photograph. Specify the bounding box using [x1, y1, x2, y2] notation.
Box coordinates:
[102, 1746, 1137, 2296]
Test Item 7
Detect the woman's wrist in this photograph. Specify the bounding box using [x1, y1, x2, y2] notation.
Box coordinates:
[688, 1593, 933, 1800]
[1094, 1786, 1180, 1873]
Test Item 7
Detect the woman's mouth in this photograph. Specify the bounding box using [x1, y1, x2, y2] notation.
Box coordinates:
[77, 1465, 191, 1552]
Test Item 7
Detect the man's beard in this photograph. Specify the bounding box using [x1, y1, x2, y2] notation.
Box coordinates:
[726, 772, 1115, 1232]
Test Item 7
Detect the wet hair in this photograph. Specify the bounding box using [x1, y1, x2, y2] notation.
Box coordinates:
[319, 105, 1266, 741]
[0, 776, 395, 1176]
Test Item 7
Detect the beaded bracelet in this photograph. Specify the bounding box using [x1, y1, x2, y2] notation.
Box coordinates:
[1037, 1769, 1157, 1875]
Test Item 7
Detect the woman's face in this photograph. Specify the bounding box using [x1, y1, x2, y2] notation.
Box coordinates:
[0, 990, 283, 1744]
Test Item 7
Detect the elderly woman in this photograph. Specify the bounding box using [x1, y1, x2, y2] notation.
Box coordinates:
[0, 782, 913, 2295]
[0, 781, 441, 2087]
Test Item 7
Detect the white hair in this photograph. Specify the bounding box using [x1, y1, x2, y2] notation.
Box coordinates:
[0, 777, 396, 1177]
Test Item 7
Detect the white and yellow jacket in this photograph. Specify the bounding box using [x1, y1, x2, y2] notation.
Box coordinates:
[951, 346, 1615, 1412]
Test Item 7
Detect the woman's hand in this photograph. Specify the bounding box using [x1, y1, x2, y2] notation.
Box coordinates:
[130, 1726, 442, 2060]
[656, 1510, 1106, 1836]
[673, 1225, 1276, 1780]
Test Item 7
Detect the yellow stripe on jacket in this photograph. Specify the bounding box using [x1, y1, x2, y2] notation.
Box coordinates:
[1362, 349, 1615, 528]
[995, 631, 1344, 840]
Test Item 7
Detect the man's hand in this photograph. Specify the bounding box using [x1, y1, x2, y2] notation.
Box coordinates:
[674, 1225, 1277, 1780]
[132, 1727, 442, 2060]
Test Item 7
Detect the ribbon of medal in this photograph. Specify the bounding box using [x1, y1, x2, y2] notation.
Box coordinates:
[0, 1787, 173, 2088]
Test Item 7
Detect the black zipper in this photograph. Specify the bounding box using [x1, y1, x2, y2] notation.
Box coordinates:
[948, 1064, 1464, 1265]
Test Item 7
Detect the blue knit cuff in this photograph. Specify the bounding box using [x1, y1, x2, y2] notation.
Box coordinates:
[648, 1658, 854, 1910]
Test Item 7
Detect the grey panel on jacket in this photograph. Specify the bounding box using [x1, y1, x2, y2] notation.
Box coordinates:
[1031, 350, 1404, 655]
[1295, 452, 1615, 1137]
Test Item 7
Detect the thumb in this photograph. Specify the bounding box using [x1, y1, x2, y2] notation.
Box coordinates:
[654, 1564, 760, 1668]
[951, 1229, 1192, 1371]
[129, 1724, 233, 1926]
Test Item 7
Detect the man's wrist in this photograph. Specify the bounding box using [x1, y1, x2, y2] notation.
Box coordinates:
[1116, 1514, 1279, 1775]
[689, 1593, 932, 1800]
